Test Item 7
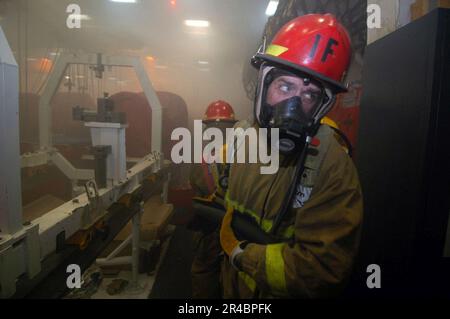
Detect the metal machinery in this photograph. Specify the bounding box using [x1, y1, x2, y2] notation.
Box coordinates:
[0, 26, 170, 298]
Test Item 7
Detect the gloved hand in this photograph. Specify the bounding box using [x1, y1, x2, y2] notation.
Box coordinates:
[220, 207, 240, 256]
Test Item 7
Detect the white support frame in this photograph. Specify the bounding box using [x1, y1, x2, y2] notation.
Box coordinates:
[0, 49, 166, 298]
[38, 52, 162, 153]
[50, 151, 94, 180]
[21, 52, 163, 183]
[96, 203, 144, 292]
[1, 151, 163, 298]
[0, 27, 22, 236]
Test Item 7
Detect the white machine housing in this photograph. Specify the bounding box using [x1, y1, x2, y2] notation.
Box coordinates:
[0, 26, 167, 298]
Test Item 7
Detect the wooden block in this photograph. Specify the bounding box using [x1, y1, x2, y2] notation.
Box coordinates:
[438, 0, 450, 9]
[411, 0, 427, 21]
[412, 0, 450, 21]
[114, 195, 174, 242]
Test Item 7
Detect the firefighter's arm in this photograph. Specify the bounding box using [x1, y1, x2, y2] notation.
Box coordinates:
[237, 140, 363, 298]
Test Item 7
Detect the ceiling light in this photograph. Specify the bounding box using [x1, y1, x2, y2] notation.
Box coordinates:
[265, 1, 279, 16]
[109, 0, 137, 3]
[198, 61, 209, 65]
[145, 56, 155, 62]
[185, 20, 210, 28]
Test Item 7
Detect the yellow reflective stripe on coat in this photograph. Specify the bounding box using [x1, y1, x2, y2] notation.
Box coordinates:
[225, 194, 295, 239]
[266, 243, 288, 296]
[238, 272, 256, 292]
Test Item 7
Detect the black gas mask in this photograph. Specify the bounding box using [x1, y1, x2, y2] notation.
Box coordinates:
[255, 65, 334, 155]
[263, 96, 313, 154]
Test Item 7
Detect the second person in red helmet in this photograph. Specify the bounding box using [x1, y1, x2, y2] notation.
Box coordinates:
[188, 100, 236, 298]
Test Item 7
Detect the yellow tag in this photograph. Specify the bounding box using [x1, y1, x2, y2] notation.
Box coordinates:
[265, 44, 288, 57]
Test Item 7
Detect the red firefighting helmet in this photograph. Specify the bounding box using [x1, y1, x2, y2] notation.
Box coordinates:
[252, 13, 352, 93]
[203, 100, 236, 123]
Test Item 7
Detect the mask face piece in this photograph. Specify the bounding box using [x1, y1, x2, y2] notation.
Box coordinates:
[255, 64, 333, 155]
[268, 96, 310, 154]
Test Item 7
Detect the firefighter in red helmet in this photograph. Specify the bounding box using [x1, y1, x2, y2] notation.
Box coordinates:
[203, 100, 236, 124]
[188, 100, 236, 298]
[219, 14, 363, 298]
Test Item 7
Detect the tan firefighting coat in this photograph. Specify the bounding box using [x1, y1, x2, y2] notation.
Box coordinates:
[221, 124, 363, 298]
